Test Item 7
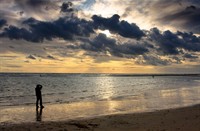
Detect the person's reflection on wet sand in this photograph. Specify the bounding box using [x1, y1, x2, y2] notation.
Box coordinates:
[36, 108, 43, 122]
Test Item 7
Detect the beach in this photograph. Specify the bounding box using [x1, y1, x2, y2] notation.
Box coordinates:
[1, 0, 200, 129]
[1, 74, 200, 130]
[1, 104, 200, 131]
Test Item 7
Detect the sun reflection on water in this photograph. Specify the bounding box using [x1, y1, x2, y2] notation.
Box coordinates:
[94, 76, 115, 100]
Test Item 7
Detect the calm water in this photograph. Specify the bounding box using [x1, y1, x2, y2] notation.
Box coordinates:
[0, 73, 200, 108]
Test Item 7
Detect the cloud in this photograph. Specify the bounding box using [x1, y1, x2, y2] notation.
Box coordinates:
[27, 54, 59, 61]
[183, 53, 198, 59]
[27, 54, 36, 60]
[0, 19, 6, 28]
[0, 0, 60, 22]
[0, 17, 94, 42]
[1, 14, 200, 66]
[14, 0, 55, 10]
[79, 33, 149, 57]
[80, 33, 116, 52]
[160, 6, 200, 33]
[47, 55, 57, 60]
[149, 28, 200, 55]
[154, 0, 200, 34]
[113, 42, 149, 57]
[0, 14, 145, 42]
[135, 55, 171, 66]
[1, 1, 200, 67]
[0, 55, 18, 58]
[4, 64, 22, 68]
[18, 0, 47, 6]
[92, 14, 144, 39]
[22, 17, 38, 24]
[60, 2, 73, 13]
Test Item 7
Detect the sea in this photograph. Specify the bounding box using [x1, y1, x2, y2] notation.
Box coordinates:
[1, 73, 200, 123]
[1, 73, 200, 108]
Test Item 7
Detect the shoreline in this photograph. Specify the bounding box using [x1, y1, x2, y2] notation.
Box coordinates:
[1, 99, 200, 124]
[1, 104, 200, 131]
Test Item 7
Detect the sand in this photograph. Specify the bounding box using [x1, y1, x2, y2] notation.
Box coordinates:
[0, 104, 200, 131]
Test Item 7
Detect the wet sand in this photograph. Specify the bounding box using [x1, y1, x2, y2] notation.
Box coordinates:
[1, 104, 200, 131]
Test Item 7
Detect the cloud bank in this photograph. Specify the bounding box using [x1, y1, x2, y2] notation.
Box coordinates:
[153, 0, 200, 33]
[0, 0, 200, 68]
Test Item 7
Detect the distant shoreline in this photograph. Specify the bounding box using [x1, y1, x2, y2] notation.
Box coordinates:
[0, 72, 200, 77]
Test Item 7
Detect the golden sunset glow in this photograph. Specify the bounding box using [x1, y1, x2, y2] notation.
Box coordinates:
[0, 0, 200, 73]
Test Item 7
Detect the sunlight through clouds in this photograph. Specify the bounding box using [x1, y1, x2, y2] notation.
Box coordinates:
[0, 0, 200, 73]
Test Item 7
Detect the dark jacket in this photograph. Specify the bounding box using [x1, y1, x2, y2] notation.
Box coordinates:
[35, 85, 42, 98]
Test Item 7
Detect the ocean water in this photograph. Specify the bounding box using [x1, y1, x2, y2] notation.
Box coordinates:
[0, 73, 200, 108]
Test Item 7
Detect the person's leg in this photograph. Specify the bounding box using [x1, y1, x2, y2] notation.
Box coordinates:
[40, 97, 44, 108]
[36, 98, 39, 108]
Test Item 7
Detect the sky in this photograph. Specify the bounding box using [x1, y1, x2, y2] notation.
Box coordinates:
[0, 0, 200, 73]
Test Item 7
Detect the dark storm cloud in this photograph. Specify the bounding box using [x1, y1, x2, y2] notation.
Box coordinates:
[149, 28, 200, 55]
[79, 33, 149, 57]
[80, 33, 116, 52]
[1, 6, 200, 66]
[22, 17, 39, 24]
[77, 27, 200, 64]
[113, 43, 149, 57]
[0, 14, 145, 42]
[155, 0, 200, 33]
[60, 2, 73, 12]
[92, 14, 144, 39]
[176, 31, 200, 51]
[149, 28, 182, 55]
[0, 26, 33, 41]
[0, 19, 6, 28]
[0, 17, 94, 42]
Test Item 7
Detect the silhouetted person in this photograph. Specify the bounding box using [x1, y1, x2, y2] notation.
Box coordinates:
[36, 107, 43, 121]
[35, 84, 44, 109]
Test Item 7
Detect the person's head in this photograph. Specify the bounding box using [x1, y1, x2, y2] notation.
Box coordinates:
[36, 84, 43, 90]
